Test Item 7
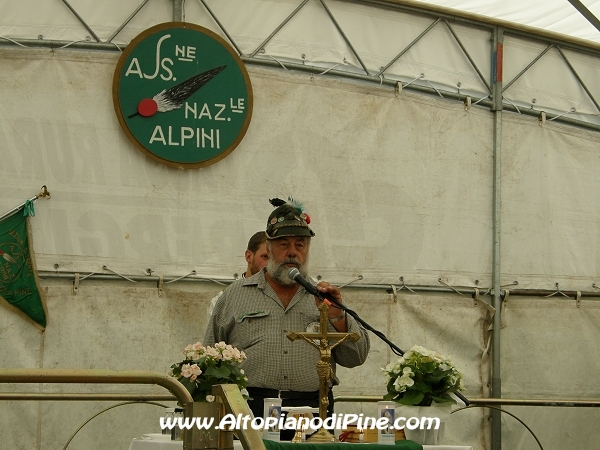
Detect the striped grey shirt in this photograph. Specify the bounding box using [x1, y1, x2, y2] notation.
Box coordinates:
[204, 270, 370, 392]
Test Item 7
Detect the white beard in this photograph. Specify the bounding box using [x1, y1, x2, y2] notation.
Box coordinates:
[266, 257, 310, 286]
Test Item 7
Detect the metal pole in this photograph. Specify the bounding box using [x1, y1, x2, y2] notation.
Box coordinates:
[0, 393, 176, 401]
[173, 0, 184, 22]
[107, 0, 153, 43]
[0, 369, 193, 406]
[249, 0, 309, 58]
[333, 395, 600, 407]
[491, 26, 504, 450]
[60, 0, 101, 42]
[35, 270, 600, 299]
[567, 0, 600, 33]
[198, 0, 243, 56]
[502, 44, 553, 93]
[320, 0, 370, 75]
[377, 18, 440, 77]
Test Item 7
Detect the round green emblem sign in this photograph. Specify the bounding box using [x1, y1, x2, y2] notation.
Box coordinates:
[113, 22, 253, 168]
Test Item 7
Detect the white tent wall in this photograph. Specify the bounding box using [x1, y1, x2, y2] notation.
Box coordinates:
[0, 1, 599, 449]
[1, 43, 598, 449]
[499, 296, 600, 449]
[501, 115, 600, 288]
[1, 49, 497, 285]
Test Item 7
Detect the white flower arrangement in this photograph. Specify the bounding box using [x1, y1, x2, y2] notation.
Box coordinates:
[382, 345, 464, 406]
[169, 342, 250, 402]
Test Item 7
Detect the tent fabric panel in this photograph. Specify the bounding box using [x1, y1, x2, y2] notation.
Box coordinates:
[0, 49, 495, 288]
[500, 114, 600, 289]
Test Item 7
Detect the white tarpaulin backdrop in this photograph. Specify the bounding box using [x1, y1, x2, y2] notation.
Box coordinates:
[2, 48, 600, 289]
[1, 1, 600, 450]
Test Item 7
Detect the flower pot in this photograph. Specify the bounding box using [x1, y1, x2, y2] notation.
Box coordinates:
[183, 401, 233, 450]
[395, 402, 452, 445]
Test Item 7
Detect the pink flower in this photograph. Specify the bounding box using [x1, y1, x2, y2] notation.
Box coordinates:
[180, 364, 193, 378]
[189, 364, 202, 377]
[205, 347, 220, 359]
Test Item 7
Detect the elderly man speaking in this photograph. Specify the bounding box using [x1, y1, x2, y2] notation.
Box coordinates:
[204, 198, 370, 430]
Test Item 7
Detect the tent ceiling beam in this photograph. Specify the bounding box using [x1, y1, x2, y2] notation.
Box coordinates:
[248, 0, 310, 58]
[502, 44, 554, 93]
[377, 18, 441, 77]
[1, 0, 600, 129]
[556, 46, 600, 113]
[107, 0, 154, 43]
[0, 38, 124, 51]
[198, 0, 243, 56]
[1, 36, 599, 131]
[443, 19, 492, 93]
[359, 0, 600, 50]
[60, 0, 101, 43]
[319, 0, 370, 75]
[567, 0, 600, 33]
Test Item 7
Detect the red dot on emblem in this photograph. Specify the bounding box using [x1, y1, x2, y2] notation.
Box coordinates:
[137, 98, 158, 117]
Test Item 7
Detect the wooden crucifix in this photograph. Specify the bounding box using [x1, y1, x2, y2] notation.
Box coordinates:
[286, 302, 361, 442]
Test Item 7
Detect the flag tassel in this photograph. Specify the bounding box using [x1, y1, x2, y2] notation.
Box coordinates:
[0, 186, 51, 222]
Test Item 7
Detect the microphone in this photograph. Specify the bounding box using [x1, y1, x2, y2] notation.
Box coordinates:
[288, 267, 319, 296]
[287, 268, 344, 309]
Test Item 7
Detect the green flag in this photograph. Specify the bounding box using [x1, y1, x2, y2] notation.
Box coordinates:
[0, 203, 47, 329]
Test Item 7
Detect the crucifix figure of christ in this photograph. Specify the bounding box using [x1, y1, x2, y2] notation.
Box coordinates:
[286, 301, 361, 442]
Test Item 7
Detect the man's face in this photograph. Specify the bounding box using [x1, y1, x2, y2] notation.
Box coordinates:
[246, 241, 269, 275]
[266, 236, 310, 285]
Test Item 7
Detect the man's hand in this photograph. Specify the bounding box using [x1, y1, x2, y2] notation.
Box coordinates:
[314, 280, 344, 319]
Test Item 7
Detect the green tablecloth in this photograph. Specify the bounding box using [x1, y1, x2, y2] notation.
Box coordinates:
[263, 440, 422, 450]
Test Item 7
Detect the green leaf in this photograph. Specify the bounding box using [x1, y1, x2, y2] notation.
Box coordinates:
[413, 381, 433, 394]
[205, 365, 231, 378]
[397, 390, 424, 406]
[431, 394, 455, 404]
[382, 392, 396, 402]
[425, 372, 448, 383]
[179, 377, 196, 396]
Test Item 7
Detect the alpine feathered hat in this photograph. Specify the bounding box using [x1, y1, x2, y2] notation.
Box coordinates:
[266, 197, 315, 239]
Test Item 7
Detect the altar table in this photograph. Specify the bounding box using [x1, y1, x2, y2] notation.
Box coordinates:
[128, 435, 474, 450]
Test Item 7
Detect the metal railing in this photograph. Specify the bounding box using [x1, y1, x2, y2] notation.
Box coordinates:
[334, 394, 600, 450]
[2, 380, 599, 450]
[0, 369, 191, 449]
[0, 368, 192, 404]
[334, 395, 600, 407]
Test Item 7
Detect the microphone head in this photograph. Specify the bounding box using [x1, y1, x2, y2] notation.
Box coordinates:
[287, 267, 300, 280]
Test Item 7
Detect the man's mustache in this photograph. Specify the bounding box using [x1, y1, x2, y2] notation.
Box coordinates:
[279, 258, 302, 267]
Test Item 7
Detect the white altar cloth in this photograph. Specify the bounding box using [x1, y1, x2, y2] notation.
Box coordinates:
[128, 435, 473, 450]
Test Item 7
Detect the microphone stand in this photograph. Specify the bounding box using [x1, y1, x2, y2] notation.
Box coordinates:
[289, 269, 470, 406]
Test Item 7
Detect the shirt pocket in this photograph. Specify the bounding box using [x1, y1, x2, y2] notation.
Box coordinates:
[233, 310, 269, 350]
[299, 310, 321, 329]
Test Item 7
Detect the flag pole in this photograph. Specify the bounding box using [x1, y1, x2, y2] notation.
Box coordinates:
[0, 186, 51, 222]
